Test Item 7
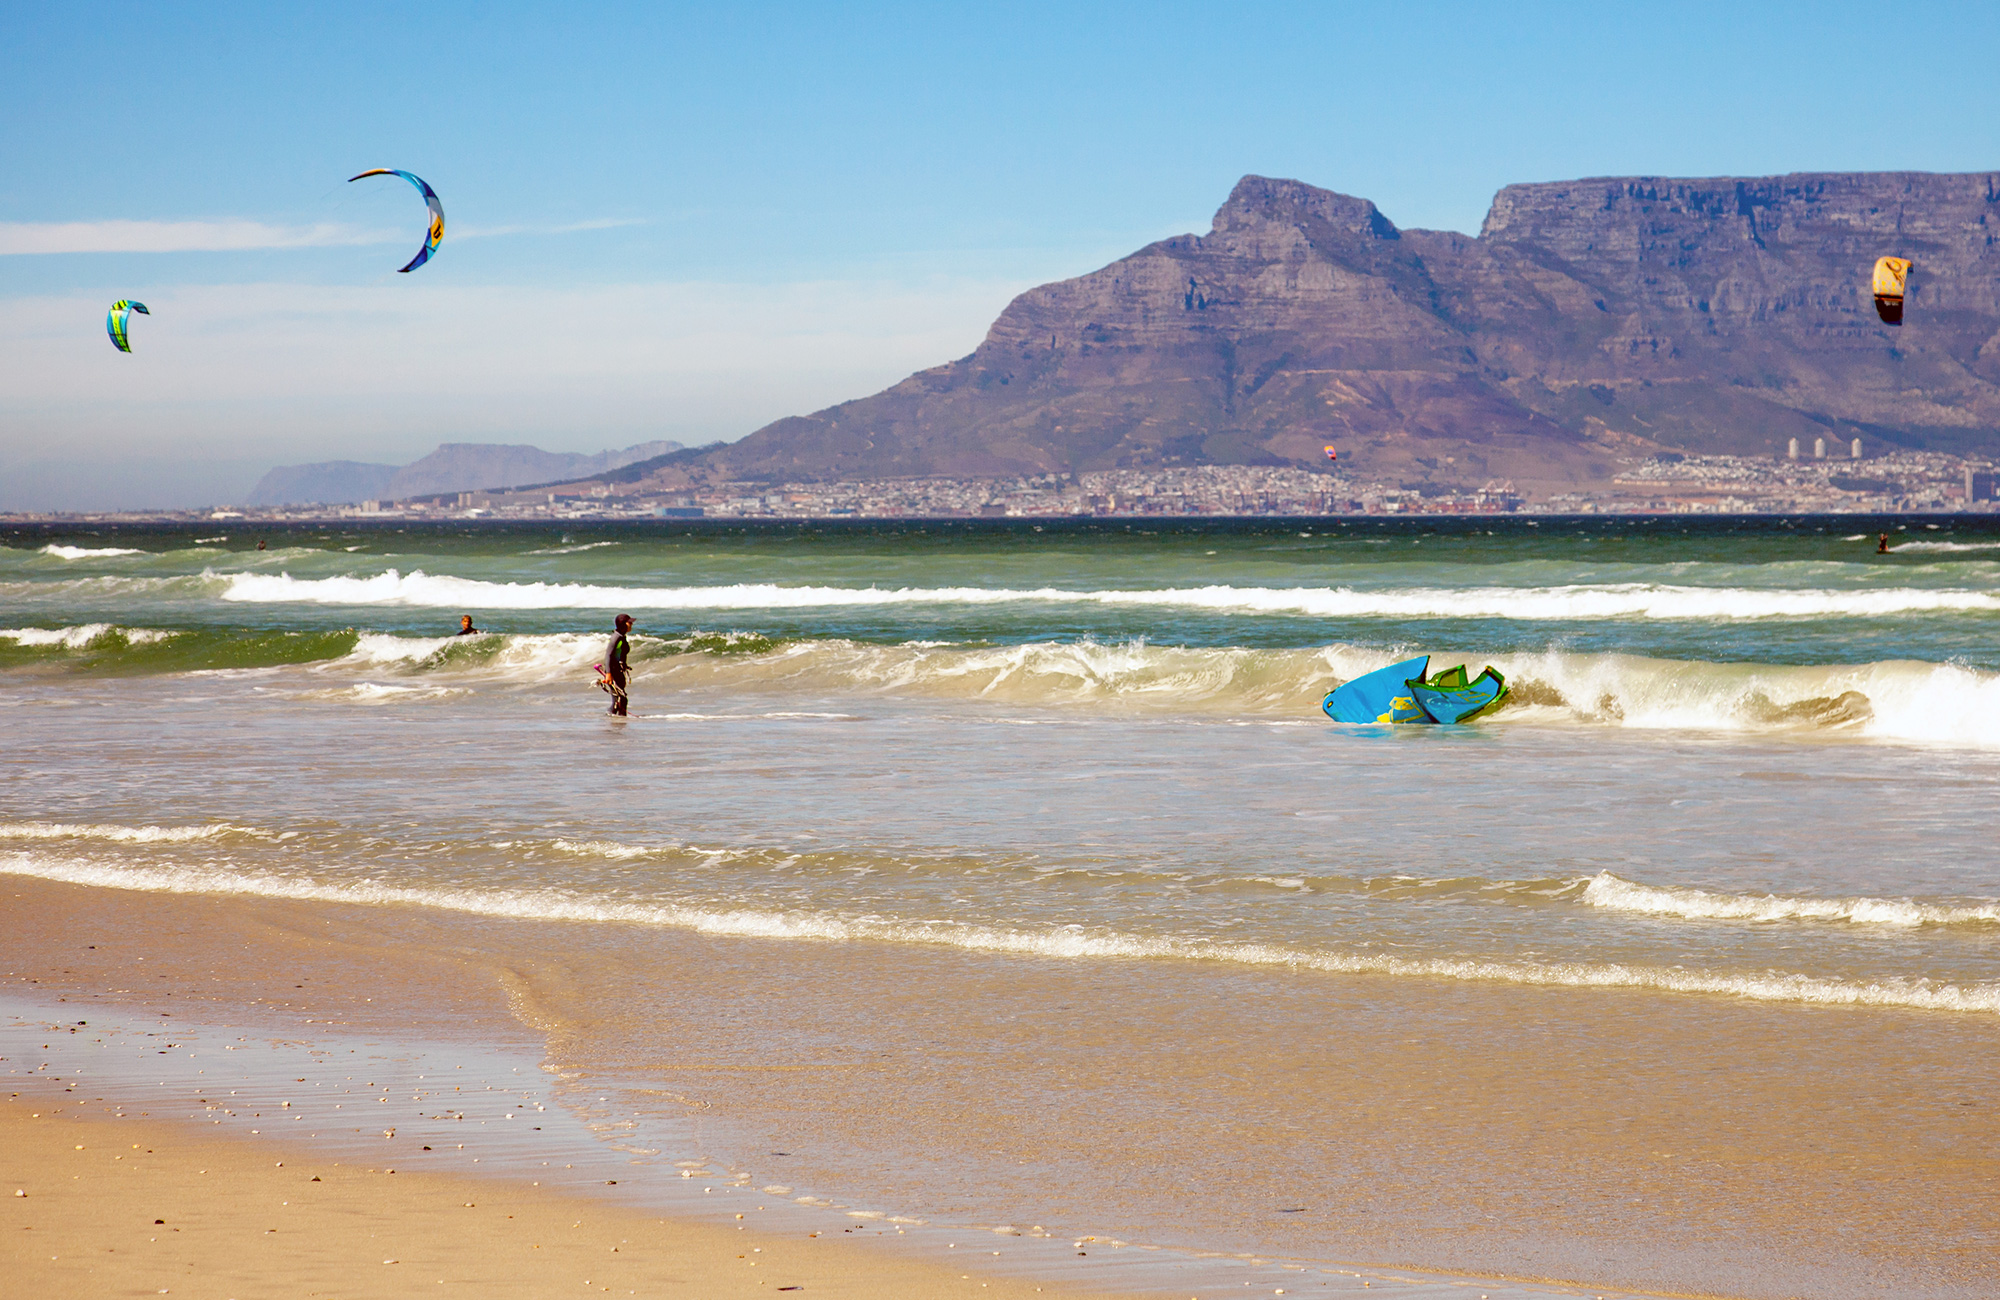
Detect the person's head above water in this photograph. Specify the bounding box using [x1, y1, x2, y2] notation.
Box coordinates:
[615, 613, 634, 631]
[460, 615, 475, 631]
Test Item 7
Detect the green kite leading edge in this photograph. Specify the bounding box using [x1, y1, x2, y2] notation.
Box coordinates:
[348, 168, 445, 272]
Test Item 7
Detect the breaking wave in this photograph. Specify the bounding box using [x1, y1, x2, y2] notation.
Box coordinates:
[551, 636, 2000, 747]
[0, 624, 177, 649]
[1579, 872, 2000, 928]
[39, 544, 144, 559]
[8, 618, 2000, 746]
[335, 630, 604, 682]
[214, 569, 2000, 621]
[6, 851, 1995, 1015]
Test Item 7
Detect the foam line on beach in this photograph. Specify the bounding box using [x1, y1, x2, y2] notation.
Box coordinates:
[7, 852, 1995, 1015]
[19, 821, 1989, 933]
[0, 821, 261, 844]
[1578, 872, 2000, 928]
[212, 568, 2000, 621]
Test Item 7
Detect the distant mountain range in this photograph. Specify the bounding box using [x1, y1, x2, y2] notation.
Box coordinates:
[619, 171, 2000, 495]
[246, 441, 682, 506]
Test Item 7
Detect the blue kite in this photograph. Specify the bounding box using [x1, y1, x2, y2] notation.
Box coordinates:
[349, 168, 445, 272]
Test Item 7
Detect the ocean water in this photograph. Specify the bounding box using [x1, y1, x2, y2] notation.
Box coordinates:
[5, 516, 1998, 1296]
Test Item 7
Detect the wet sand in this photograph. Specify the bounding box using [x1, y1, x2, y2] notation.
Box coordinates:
[0, 1099, 1128, 1299]
[6, 873, 1997, 1299]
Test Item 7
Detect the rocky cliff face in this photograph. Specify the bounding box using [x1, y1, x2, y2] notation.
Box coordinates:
[689, 172, 2000, 490]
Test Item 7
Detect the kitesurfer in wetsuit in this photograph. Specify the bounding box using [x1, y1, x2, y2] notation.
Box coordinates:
[1877, 532, 1891, 554]
[603, 613, 633, 716]
[457, 614, 481, 635]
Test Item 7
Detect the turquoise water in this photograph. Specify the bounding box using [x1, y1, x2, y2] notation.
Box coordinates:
[10, 516, 2000, 666]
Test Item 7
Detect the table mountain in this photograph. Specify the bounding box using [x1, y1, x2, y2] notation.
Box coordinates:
[664, 171, 2000, 492]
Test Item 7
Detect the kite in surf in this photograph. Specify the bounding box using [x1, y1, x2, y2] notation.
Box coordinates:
[1321, 655, 1510, 725]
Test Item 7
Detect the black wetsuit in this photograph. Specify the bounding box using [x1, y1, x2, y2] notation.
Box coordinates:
[606, 629, 630, 715]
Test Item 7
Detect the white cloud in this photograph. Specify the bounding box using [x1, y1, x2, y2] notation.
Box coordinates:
[0, 220, 397, 255]
[0, 274, 1035, 510]
[0, 216, 648, 254]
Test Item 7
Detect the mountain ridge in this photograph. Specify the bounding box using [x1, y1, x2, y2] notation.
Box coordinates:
[622, 170, 2000, 495]
[246, 440, 682, 506]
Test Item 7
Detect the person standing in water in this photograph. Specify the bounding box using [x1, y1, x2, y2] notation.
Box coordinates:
[1877, 532, 1892, 554]
[601, 613, 633, 716]
[456, 614, 481, 635]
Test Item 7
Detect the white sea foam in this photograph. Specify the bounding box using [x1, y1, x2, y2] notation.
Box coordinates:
[1579, 872, 2000, 927]
[342, 632, 461, 666]
[5, 852, 1996, 1015]
[1476, 647, 2000, 748]
[0, 623, 115, 647]
[1890, 541, 2000, 552]
[551, 839, 663, 860]
[525, 541, 622, 555]
[332, 631, 604, 681]
[40, 544, 143, 559]
[0, 821, 253, 843]
[0, 624, 176, 649]
[338, 682, 465, 703]
[214, 569, 2000, 621]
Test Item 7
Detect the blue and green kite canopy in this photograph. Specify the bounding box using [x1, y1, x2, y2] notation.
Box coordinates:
[106, 300, 149, 353]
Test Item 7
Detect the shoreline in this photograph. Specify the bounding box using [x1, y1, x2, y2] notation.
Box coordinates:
[0, 875, 1719, 1300]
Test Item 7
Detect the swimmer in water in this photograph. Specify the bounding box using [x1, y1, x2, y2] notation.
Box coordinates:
[457, 614, 481, 635]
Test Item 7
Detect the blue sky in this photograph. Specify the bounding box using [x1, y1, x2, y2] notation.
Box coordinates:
[4, 1, 1997, 508]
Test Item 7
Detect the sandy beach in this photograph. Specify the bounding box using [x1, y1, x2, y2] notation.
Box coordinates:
[4, 875, 1727, 1300]
[8, 863, 1995, 1300]
[1, 1099, 1136, 1299]
[2, 876, 1167, 1299]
